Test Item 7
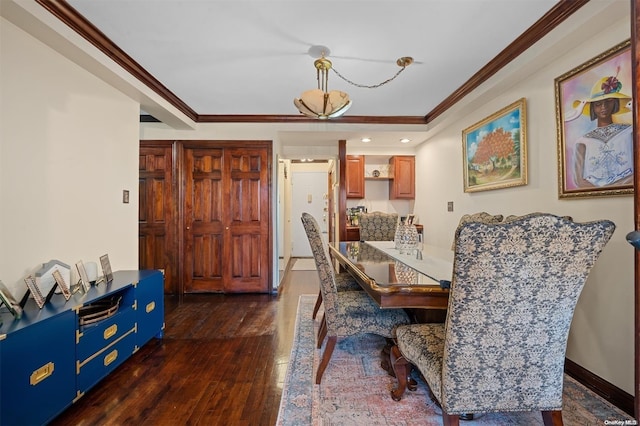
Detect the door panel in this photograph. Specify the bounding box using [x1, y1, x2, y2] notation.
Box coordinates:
[184, 148, 225, 292]
[139, 144, 175, 293]
[184, 145, 271, 293]
[225, 148, 270, 292]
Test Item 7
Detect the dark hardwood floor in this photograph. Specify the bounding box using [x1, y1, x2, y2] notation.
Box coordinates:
[49, 267, 319, 426]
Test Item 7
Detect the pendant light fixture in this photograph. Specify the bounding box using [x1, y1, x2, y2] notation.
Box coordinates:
[294, 46, 413, 119]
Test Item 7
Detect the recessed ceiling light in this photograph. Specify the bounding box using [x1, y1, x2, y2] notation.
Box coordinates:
[361, 137, 371, 143]
[400, 138, 410, 144]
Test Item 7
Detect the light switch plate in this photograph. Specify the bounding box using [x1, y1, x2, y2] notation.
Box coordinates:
[447, 201, 454, 212]
[123, 190, 130, 204]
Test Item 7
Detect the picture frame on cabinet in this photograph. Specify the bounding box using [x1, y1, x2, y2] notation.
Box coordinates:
[462, 98, 527, 193]
[23, 275, 46, 308]
[75, 261, 92, 293]
[52, 269, 72, 300]
[554, 40, 633, 198]
[99, 254, 113, 283]
[0, 280, 23, 319]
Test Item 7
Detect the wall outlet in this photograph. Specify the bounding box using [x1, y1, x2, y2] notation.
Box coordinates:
[447, 201, 454, 212]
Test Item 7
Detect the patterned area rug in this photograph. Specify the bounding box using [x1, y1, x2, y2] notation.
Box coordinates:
[277, 295, 634, 425]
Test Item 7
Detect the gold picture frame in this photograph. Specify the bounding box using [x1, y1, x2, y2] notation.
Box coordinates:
[462, 98, 527, 193]
[52, 269, 72, 300]
[24, 275, 46, 308]
[554, 40, 633, 198]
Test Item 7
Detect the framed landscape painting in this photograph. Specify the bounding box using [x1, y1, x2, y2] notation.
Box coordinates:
[462, 98, 527, 193]
[555, 40, 633, 198]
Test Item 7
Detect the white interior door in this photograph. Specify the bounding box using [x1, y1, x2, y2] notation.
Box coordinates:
[291, 166, 328, 257]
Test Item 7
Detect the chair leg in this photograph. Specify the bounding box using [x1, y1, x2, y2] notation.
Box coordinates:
[317, 316, 327, 349]
[315, 336, 337, 384]
[390, 345, 410, 401]
[312, 290, 322, 319]
[442, 412, 460, 426]
[541, 410, 563, 426]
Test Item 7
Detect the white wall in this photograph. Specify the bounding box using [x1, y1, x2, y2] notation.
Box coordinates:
[0, 18, 140, 294]
[413, 3, 633, 394]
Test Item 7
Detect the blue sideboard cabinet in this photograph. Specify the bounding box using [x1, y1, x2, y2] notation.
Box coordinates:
[0, 270, 164, 425]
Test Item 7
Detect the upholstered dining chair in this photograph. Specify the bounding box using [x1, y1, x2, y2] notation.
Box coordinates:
[308, 223, 362, 338]
[359, 211, 399, 241]
[301, 212, 411, 384]
[390, 213, 615, 426]
[450, 211, 503, 250]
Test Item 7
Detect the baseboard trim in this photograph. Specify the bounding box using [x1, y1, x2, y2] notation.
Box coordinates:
[564, 358, 634, 417]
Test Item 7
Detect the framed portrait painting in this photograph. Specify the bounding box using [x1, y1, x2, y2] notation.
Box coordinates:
[462, 98, 527, 193]
[555, 40, 633, 198]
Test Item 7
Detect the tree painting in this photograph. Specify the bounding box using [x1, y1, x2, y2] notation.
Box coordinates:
[463, 99, 527, 192]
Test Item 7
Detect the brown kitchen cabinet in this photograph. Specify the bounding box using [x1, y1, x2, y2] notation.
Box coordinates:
[346, 155, 365, 199]
[389, 156, 415, 199]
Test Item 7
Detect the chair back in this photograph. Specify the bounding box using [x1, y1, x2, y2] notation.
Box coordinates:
[359, 211, 398, 241]
[442, 213, 615, 414]
[301, 212, 339, 317]
[451, 211, 503, 250]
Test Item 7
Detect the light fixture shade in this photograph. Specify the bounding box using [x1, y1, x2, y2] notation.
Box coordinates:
[294, 89, 351, 119]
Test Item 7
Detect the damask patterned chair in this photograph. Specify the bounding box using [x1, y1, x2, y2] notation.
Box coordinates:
[450, 211, 503, 250]
[359, 211, 399, 241]
[390, 213, 615, 426]
[301, 212, 410, 384]
[309, 228, 361, 336]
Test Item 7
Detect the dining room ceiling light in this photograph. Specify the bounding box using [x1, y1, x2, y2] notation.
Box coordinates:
[294, 46, 413, 119]
[400, 138, 411, 144]
[361, 137, 372, 143]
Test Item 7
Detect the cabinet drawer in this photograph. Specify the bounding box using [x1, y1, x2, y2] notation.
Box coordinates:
[77, 307, 136, 362]
[77, 327, 136, 393]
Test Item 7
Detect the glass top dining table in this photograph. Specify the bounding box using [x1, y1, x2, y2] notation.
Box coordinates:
[328, 241, 452, 309]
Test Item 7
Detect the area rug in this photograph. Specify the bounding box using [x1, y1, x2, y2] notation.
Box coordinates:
[292, 258, 317, 271]
[277, 295, 635, 425]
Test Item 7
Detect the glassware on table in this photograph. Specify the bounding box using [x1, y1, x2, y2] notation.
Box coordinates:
[395, 223, 419, 254]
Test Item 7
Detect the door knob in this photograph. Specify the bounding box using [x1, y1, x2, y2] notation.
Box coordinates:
[186, 226, 190, 230]
[226, 226, 229, 230]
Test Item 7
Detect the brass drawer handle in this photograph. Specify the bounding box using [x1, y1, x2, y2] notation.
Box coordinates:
[30, 362, 55, 386]
[104, 349, 118, 366]
[145, 301, 155, 313]
[104, 324, 118, 340]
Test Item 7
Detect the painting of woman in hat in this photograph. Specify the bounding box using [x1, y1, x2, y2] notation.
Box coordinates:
[571, 75, 632, 188]
[555, 41, 633, 197]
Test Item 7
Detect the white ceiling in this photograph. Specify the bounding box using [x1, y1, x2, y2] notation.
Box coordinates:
[6, 0, 565, 152]
[66, 0, 558, 119]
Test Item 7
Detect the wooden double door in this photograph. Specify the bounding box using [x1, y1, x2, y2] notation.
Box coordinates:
[139, 140, 272, 294]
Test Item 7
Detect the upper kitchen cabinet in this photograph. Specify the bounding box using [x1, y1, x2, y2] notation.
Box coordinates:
[346, 155, 365, 199]
[389, 156, 415, 199]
